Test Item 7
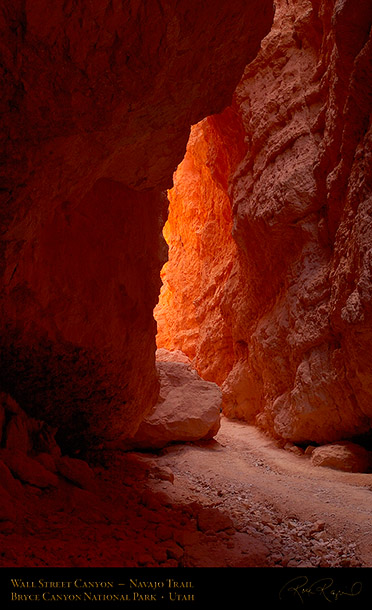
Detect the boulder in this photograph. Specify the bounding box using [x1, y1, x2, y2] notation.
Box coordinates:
[123, 359, 222, 450]
[311, 442, 372, 473]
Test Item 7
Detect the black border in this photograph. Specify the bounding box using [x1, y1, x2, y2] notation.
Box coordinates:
[1, 567, 371, 609]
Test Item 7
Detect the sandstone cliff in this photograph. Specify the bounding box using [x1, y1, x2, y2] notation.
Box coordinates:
[155, 111, 245, 385]
[0, 0, 274, 449]
[156, 0, 372, 444]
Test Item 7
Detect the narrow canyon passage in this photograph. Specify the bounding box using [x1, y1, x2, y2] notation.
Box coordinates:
[1, 0, 372, 577]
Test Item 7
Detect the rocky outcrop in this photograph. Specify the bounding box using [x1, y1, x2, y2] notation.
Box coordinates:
[223, 0, 372, 443]
[123, 356, 222, 450]
[1, 182, 168, 452]
[0, 0, 274, 449]
[157, 0, 372, 444]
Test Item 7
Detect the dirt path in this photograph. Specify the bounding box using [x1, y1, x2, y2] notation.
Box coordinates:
[3, 415, 372, 569]
[151, 416, 372, 567]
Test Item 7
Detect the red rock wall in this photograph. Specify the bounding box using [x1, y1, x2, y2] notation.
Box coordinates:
[157, 0, 372, 444]
[0, 0, 274, 449]
[1, 180, 167, 451]
[155, 110, 246, 385]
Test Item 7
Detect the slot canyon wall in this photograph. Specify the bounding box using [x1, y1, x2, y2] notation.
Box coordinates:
[155, 0, 372, 444]
[0, 0, 274, 450]
[154, 111, 245, 386]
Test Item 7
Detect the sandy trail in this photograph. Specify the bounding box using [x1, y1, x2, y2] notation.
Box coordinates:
[3, 415, 372, 569]
[152, 416, 372, 567]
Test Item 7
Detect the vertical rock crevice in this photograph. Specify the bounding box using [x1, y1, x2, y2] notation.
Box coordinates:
[156, 0, 372, 445]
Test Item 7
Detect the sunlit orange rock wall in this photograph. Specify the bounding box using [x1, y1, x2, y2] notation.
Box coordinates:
[0, 0, 274, 449]
[158, 0, 372, 444]
[155, 111, 246, 386]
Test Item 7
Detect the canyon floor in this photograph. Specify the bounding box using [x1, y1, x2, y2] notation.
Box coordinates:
[155, 417, 372, 568]
[2, 416, 372, 569]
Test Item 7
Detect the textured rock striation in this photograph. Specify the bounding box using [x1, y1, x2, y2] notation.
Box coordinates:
[157, 0, 372, 444]
[0, 0, 274, 449]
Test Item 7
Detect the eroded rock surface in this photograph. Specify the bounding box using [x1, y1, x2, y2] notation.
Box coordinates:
[0, 0, 274, 447]
[225, 0, 372, 443]
[156, 0, 372, 444]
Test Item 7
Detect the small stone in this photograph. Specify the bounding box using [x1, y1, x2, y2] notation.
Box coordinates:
[310, 520, 325, 533]
[152, 545, 168, 563]
[313, 531, 328, 542]
[166, 541, 184, 560]
[197, 507, 234, 533]
[297, 560, 315, 568]
[150, 465, 174, 483]
[174, 529, 199, 547]
[287, 444, 305, 456]
[137, 554, 154, 566]
[156, 525, 174, 541]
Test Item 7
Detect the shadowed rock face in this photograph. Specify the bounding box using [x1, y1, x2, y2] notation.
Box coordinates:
[156, 0, 372, 444]
[1, 180, 167, 451]
[0, 0, 274, 449]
